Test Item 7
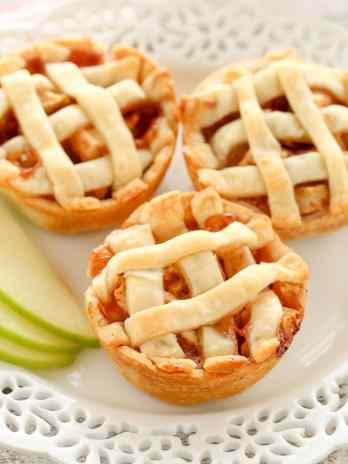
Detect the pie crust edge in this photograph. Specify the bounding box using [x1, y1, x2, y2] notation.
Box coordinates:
[180, 54, 348, 240]
[0, 38, 177, 233]
[85, 191, 307, 405]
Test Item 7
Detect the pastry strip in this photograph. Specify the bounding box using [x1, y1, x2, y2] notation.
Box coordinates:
[278, 63, 348, 215]
[2, 80, 145, 157]
[1, 70, 83, 207]
[0, 57, 141, 117]
[10, 149, 151, 195]
[81, 57, 140, 87]
[178, 190, 231, 358]
[235, 74, 301, 228]
[109, 225, 184, 359]
[178, 189, 224, 296]
[212, 105, 348, 163]
[194, 62, 346, 128]
[125, 253, 305, 345]
[178, 251, 223, 296]
[248, 290, 283, 363]
[100, 222, 259, 299]
[191, 187, 224, 226]
[144, 190, 227, 359]
[199, 151, 348, 198]
[199, 326, 237, 358]
[47, 62, 142, 188]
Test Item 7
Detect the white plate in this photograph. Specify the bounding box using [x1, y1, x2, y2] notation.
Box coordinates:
[1, 1, 348, 463]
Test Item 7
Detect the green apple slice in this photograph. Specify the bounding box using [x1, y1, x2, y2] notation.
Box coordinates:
[0, 199, 98, 347]
[0, 300, 79, 353]
[0, 334, 76, 369]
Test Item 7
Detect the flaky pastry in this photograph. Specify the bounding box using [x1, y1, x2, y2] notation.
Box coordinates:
[86, 189, 308, 404]
[181, 49, 348, 239]
[0, 38, 177, 232]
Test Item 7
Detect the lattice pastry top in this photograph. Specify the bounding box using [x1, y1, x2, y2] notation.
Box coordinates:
[181, 49, 348, 239]
[86, 189, 308, 404]
[0, 38, 176, 232]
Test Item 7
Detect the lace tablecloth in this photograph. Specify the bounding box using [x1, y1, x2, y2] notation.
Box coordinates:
[0, 0, 347, 462]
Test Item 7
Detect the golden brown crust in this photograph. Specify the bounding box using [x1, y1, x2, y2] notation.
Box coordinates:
[183, 150, 348, 240]
[105, 333, 278, 405]
[0, 147, 172, 233]
[86, 277, 281, 405]
[85, 191, 307, 404]
[180, 51, 348, 240]
[0, 38, 177, 233]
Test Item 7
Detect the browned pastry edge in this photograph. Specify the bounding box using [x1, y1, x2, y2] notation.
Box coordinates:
[105, 338, 278, 405]
[181, 56, 348, 240]
[0, 39, 177, 233]
[0, 146, 172, 233]
[183, 148, 348, 241]
[85, 192, 307, 405]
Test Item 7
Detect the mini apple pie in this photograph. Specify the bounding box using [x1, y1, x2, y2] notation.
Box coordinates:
[86, 189, 308, 404]
[0, 38, 177, 233]
[181, 49, 348, 239]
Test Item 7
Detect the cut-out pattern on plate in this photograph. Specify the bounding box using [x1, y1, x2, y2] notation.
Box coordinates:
[0, 0, 348, 69]
[2, 365, 348, 463]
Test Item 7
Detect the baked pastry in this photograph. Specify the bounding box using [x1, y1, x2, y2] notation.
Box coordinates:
[0, 38, 177, 233]
[181, 49, 348, 239]
[86, 189, 308, 404]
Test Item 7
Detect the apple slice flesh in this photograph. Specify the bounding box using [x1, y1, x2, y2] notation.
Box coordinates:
[0, 334, 76, 369]
[0, 300, 79, 353]
[0, 200, 97, 347]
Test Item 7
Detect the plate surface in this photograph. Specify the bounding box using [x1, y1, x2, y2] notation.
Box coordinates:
[1, 1, 348, 463]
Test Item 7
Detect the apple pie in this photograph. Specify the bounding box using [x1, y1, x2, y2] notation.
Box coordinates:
[86, 189, 308, 404]
[181, 49, 348, 239]
[0, 38, 177, 233]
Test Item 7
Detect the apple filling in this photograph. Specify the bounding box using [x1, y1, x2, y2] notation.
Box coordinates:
[89, 208, 303, 366]
[2, 97, 162, 202]
[0, 38, 176, 214]
[202, 89, 338, 218]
